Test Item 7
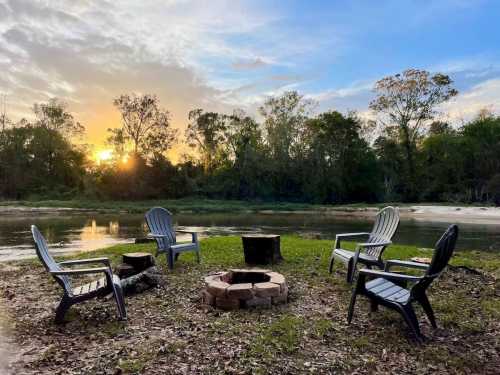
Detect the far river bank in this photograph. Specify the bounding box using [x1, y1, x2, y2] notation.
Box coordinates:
[1, 199, 500, 225]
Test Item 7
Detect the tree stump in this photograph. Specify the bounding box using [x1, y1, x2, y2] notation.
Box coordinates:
[123, 252, 155, 272]
[116, 263, 136, 279]
[242, 234, 283, 265]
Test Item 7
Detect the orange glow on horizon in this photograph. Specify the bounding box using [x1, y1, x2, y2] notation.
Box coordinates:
[94, 149, 113, 164]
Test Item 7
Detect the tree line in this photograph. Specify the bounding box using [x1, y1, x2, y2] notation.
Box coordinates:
[1, 69, 500, 205]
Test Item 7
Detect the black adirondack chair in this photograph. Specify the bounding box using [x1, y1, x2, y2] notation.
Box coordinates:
[145, 207, 200, 270]
[329, 206, 400, 283]
[31, 225, 127, 324]
[347, 224, 458, 341]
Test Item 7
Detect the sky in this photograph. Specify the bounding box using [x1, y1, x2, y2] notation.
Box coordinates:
[1, 0, 500, 159]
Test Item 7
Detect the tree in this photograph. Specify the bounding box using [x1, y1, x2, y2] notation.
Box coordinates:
[303, 111, 380, 203]
[369, 69, 458, 200]
[106, 128, 128, 163]
[33, 98, 84, 138]
[185, 109, 228, 172]
[460, 114, 500, 201]
[113, 94, 177, 158]
[259, 91, 316, 198]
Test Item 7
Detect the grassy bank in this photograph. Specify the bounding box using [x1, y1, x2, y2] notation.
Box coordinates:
[0, 198, 326, 214]
[1, 197, 494, 215]
[1, 236, 499, 374]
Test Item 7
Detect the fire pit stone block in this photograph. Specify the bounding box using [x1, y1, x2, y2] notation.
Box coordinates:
[226, 283, 255, 300]
[201, 290, 216, 306]
[215, 297, 240, 310]
[254, 282, 281, 298]
[207, 281, 230, 298]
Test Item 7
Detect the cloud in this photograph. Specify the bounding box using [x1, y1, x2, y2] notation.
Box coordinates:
[0, 0, 280, 156]
[441, 78, 500, 122]
[231, 58, 269, 70]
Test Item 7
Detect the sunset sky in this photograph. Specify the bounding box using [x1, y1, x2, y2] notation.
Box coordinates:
[1, 0, 500, 159]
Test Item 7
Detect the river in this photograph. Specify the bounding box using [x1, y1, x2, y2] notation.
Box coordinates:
[1, 212, 499, 261]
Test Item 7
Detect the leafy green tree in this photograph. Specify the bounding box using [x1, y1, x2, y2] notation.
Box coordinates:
[259, 91, 315, 199]
[185, 109, 228, 172]
[303, 111, 380, 203]
[370, 69, 458, 200]
[0, 124, 85, 198]
[420, 127, 465, 201]
[33, 98, 84, 138]
[113, 94, 177, 158]
[460, 114, 500, 201]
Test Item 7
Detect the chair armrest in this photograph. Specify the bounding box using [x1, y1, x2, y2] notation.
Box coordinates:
[334, 232, 370, 251]
[147, 233, 170, 238]
[175, 230, 198, 243]
[357, 241, 391, 248]
[50, 267, 110, 276]
[384, 260, 429, 271]
[59, 257, 110, 267]
[359, 268, 422, 282]
[336, 232, 370, 239]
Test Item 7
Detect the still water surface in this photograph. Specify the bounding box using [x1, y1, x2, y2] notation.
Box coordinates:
[1, 212, 499, 261]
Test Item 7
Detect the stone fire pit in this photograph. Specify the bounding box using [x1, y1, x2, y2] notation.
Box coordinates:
[202, 269, 288, 310]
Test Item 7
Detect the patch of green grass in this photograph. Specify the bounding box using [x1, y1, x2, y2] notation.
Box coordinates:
[351, 335, 370, 350]
[250, 315, 305, 357]
[312, 318, 333, 339]
[481, 298, 500, 319]
[119, 356, 152, 374]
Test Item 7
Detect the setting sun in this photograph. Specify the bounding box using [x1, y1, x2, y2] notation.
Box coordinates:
[95, 149, 113, 164]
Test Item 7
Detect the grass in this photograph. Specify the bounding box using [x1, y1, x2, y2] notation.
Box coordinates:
[1, 236, 500, 374]
[0, 197, 325, 214]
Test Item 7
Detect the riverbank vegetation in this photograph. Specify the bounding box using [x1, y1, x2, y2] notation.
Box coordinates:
[0, 236, 499, 373]
[1, 69, 500, 205]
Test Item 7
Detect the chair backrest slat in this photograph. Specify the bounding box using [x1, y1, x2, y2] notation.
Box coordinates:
[145, 207, 176, 250]
[426, 224, 458, 277]
[366, 206, 400, 258]
[411, 224, 458, 297]
[31, 225, 72, 293]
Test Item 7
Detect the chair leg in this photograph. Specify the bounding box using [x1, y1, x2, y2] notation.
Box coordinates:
[55, 296, 72, 324]
[347, 288, 359, 324]
[346, 257, 355, 283]
[175, 253, 180, 261]
[370, 300, 379, 312]
[167, 250, 174, 270]
[400, 304, 422, 341]
[328, 254, 335, 274]
[418, 294, 437, 328]
[112, 284, 127, 320]
[196, 248, 201, 263]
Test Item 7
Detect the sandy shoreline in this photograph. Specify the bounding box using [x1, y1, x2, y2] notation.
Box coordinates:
[1, 204, 500, 225]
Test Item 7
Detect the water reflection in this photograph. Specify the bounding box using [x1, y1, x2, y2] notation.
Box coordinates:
[0, 212, 499, 261]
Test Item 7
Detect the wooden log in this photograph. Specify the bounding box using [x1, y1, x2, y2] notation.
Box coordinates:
[119, 266, 163, 295]
[122, 252, 155, 272]
[242, 234, 283, 265]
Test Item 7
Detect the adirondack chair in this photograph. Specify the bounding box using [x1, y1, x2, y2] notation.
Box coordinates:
[329, 206, 400, 283]
[145, 207, 200, 269]
[347, 224, 458, 341]
[31, 225, 126, 324]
